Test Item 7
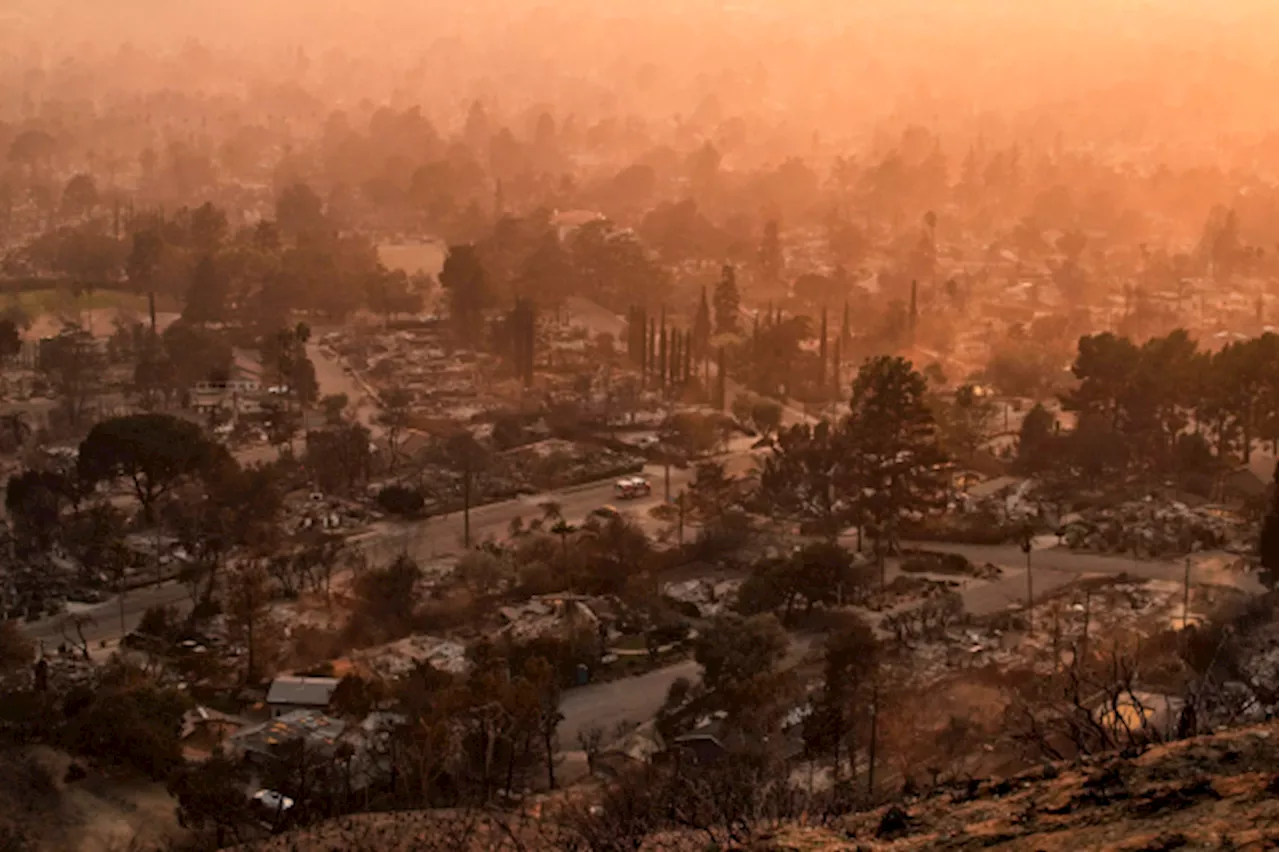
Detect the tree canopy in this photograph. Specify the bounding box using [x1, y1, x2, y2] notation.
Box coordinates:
[77, 413, 226, 522]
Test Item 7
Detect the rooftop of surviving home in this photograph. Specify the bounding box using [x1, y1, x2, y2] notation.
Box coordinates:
[230, 709, 347, 756]
[266, 675, 340, 707]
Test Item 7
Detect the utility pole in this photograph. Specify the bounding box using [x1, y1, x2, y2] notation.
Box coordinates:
[677, 491, 686, 545]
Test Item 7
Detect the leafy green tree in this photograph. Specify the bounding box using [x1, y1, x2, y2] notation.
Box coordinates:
[803, 617, 879, 781]
[694, 612, 789, 723]
[188, 202, 228, 253]
[7, 129, 56, 173]
[786, 541, 862, 614]
[77, 413, 225, 523]
[306, 422, 373, 493]
[319, 393, 350, 426]
[160, 318, 232, 388]
[745, 313, 812, 398]
[844, 356, 947, 582]
[63, 668, 188, 780]
[60, 174, 99, 218]
[517, 231, 574, 316]
[1061, 332, 1140, 431]
[1067, 411, 1129, 486]
[757, 420, 854, 539]
[685, 460, 741, 523]
[738, 542, 864, 623]
[167, 755, 256, 847]
[749, 398, 784, 441]
[5, 470, 65, 550]
[262, 323, 318, 409]
[37, 325, 103, 426]
[439, 243, 493, 340]
[572, 219, 672, 311]
[225, 560, 277, 682]
[349, 553, 421, 643]
[42, 228, 126, 321]
[1014, 402, 1059, 474]
[275, 182, 328, 241]
[365, 268, 426, 324]
[183, 254, 230, 324]
[935, 384, 996, 465]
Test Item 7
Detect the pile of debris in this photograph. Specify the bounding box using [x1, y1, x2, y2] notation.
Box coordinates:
[286, 492, 377, 533]
[350, 634, 469, 679]
[900, 624, 1031, 678]
[498, 439, 644, 491]
[498, 596, 604, 643]
[0, 525, 99, 620]
[1062, 498, 1244, 557]
[662, 578, 742, 618]
[863, 575, 961, 612]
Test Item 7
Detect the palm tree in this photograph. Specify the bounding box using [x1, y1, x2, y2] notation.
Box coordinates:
[538, 500, 577, 551]
[538, 500, 564, 526]
[550, 518, 577, 557]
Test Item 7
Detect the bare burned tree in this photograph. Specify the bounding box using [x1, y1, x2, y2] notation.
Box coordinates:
[59, 612, 96, 660]
[1003, 646, 1169, 762]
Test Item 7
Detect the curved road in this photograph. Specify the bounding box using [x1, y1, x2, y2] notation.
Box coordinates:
[21, 462, 698, 649]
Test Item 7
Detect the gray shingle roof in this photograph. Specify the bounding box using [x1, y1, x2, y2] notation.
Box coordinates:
[265, 676, 339, 707]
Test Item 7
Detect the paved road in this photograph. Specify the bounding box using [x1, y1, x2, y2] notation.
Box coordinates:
[19, 463, 703, 649]
[308, 340, 383, 435]
[879, 541, 1263, 619]
[24, 581, 195, 650]
[559, 635, 816, 752]
[559, 659, 700, 748]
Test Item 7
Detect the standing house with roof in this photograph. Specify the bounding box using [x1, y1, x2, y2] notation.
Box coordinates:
[265, 675, 340, 718]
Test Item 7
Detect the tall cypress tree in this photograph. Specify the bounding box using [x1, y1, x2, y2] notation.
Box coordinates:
[818, 306, 829, 389]
[713, 265, 740, 335]
[693, 286, 712, 359]
[669, 330, 678, 388]
[658, 310, 668, 391]
[630, 307, 645, 367]
[831, 336, 842, 398]
[685, 330, 694, 384]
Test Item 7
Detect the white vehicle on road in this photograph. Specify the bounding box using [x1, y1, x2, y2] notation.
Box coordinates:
[613, 476, 652, 499]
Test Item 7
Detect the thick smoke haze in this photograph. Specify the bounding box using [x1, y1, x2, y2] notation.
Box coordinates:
[2, 0, 1275, 177]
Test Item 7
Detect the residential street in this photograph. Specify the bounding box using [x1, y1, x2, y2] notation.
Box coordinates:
[19, 307, 1264, 762]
